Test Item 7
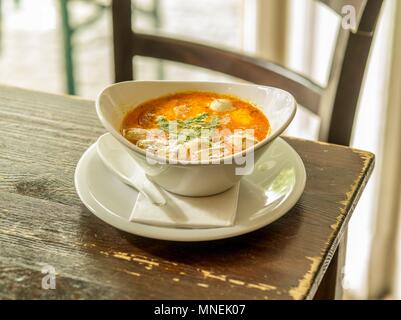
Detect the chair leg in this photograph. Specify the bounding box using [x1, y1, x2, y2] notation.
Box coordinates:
[153, 0, 164, 80]
[112, 0, 133, 82]
[0, 0, 2, 54]
[60, 0, 76, 95]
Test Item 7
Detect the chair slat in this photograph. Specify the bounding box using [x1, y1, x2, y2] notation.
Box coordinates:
[132, 32, 323, 114]
[326, 0, 383, 145]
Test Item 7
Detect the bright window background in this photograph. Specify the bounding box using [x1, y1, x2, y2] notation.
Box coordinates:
[0, 0, 244, 96]
[133, 0, 244, 82]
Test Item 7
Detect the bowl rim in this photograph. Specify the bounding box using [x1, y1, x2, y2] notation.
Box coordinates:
[95, 80, 297, 166]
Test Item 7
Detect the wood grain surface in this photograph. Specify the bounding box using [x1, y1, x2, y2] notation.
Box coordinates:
[0, 85, 374, 299]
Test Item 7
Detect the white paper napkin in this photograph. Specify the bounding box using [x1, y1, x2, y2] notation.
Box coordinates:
[129, 183, 241, 229]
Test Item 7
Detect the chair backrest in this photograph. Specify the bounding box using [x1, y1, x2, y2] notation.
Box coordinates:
[112, 0, 383, 145]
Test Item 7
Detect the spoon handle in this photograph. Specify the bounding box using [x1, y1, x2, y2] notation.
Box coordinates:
[115, 173, 166, 207]
[141, 179, 167, 206]
[96, 134, 166, 206]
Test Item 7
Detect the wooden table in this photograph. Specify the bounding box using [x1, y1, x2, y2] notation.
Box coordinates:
[0, 86, 374, 300]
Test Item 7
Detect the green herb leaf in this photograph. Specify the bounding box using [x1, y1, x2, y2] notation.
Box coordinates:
[156, 113, 220, 142]
[156, 116, 170, 132]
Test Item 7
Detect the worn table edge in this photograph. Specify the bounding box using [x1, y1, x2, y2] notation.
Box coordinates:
[304, 153, 375, 299]
[283, 135, 376, 160]
[0, 83, 94, 104]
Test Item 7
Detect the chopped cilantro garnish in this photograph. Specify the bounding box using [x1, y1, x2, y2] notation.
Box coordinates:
[156, 113, 219, 142]
[156, 116, 170, 132]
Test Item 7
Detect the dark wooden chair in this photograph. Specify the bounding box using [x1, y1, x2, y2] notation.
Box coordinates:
[112, 0, 383, 146]
[111, 0, 383, 299]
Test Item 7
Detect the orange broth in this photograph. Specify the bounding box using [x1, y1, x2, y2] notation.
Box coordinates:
[121, 91, 270, 141]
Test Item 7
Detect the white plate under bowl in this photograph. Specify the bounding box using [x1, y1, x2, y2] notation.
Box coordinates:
[74, 138, 306, 241]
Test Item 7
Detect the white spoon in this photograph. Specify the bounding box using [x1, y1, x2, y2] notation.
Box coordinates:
[96, 133, 166, 206]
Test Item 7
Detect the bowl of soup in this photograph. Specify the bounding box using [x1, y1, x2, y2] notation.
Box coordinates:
[96, 81, 296, 196]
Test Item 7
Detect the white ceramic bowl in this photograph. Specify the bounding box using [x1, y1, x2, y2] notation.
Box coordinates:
[96, 81, 297, 196]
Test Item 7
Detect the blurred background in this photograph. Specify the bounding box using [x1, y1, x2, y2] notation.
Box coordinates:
[1, 0, 401, 299]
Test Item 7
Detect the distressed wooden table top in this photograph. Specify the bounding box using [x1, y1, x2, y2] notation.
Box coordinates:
[0, 85, 374, 300]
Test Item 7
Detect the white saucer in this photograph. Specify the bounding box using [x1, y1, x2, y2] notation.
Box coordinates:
[74, 138, 306, 241]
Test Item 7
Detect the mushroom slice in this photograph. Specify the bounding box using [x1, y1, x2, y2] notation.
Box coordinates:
[124, 128, 149, 143]
[210, 99, 234, 112]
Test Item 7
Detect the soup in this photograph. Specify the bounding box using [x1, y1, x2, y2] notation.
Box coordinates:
[121, 91, 271, 161]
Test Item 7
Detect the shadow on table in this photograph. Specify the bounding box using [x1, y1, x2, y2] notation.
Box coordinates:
[116, 204, 304, 266]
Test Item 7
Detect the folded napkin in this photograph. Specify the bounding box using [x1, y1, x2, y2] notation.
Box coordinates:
[129, 183, 240, 229]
